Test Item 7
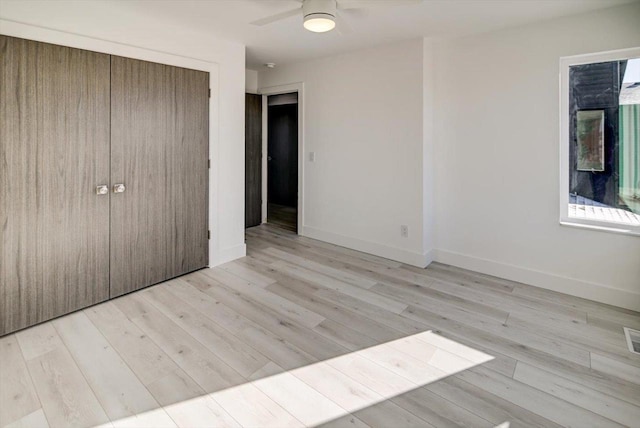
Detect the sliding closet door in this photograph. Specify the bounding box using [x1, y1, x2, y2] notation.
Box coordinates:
[0, 36, 111, 335]
[110, 57, 209, 297]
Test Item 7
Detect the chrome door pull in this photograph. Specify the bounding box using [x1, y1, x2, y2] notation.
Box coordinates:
[113, 183, 126, 194]
[96, 185, 109, 195]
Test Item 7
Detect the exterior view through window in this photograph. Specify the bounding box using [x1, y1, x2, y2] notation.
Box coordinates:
[565, 56, 640, 232]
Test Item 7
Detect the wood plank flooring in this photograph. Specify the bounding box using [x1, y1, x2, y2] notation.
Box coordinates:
[267, 203, 297, 232]
[1, 224, 639, 428]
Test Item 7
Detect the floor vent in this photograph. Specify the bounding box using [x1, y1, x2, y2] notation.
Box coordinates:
[624, 327, 640, 355]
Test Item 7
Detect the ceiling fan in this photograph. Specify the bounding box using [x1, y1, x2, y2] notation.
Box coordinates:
[250, 0, 422, 33]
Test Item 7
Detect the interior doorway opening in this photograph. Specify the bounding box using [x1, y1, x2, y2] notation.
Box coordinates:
[266, 92, 299, 232]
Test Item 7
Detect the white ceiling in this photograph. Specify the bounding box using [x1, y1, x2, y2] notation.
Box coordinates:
[2, 0, 636, 69]
[114, 0, 636, 69]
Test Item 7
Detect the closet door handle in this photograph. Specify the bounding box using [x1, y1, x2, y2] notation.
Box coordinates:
[96, 185, 109, 195]
[113, 183, 126, 194]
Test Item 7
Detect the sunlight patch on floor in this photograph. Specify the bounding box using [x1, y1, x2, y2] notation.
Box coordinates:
[114, 330, 494, 427]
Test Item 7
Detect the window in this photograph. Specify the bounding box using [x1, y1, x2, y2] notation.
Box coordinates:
[560, 48, 640, 236]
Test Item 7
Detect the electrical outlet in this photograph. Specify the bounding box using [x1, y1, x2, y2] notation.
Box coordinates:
[309, 152, 316, 162]
[400, 225, 409, 238]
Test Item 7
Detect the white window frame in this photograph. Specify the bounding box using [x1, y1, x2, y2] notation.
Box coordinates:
[559, 47, 640, 237]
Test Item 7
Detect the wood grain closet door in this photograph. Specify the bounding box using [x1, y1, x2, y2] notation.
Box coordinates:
[0, 36, 111, 335]
[109, 56, 209, 298]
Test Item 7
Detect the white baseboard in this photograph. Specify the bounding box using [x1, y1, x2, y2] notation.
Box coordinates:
[210, 243, 246, 267]
[301, 225, 433, 268]
[435, 249, 640, 312]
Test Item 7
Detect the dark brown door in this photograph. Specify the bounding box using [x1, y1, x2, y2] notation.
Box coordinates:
[245, 93, 263, 228]
[0, 36, 111, 335]
[110, 56, 209, 298]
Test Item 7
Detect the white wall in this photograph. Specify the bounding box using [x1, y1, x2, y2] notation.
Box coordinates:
[260, 39, 433, 266]
[0, 0, 247, 265]
[433, 2, 640, 310]
[246, 69, 259, 93]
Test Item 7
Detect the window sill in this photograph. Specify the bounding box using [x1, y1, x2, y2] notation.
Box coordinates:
[560, 219, 640, 237]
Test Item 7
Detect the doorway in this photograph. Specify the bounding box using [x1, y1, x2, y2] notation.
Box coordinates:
[267, 92, 298, 232]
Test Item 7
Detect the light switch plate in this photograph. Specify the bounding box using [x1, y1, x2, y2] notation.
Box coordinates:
[309, 152, 316, 162]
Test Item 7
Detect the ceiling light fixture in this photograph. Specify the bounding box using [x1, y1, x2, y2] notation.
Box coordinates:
[303, 14, 335, 33]
[303, 0, 336, 33]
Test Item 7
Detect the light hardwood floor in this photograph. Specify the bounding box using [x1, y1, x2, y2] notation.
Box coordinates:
[1, 224, 639, 428]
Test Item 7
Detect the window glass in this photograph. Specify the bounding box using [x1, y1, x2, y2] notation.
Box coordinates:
[568, 58, 640, 226]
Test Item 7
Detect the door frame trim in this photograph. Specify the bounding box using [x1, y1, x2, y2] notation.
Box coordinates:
[259, 82, 305, 235]
[0, 19, 228, 267]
